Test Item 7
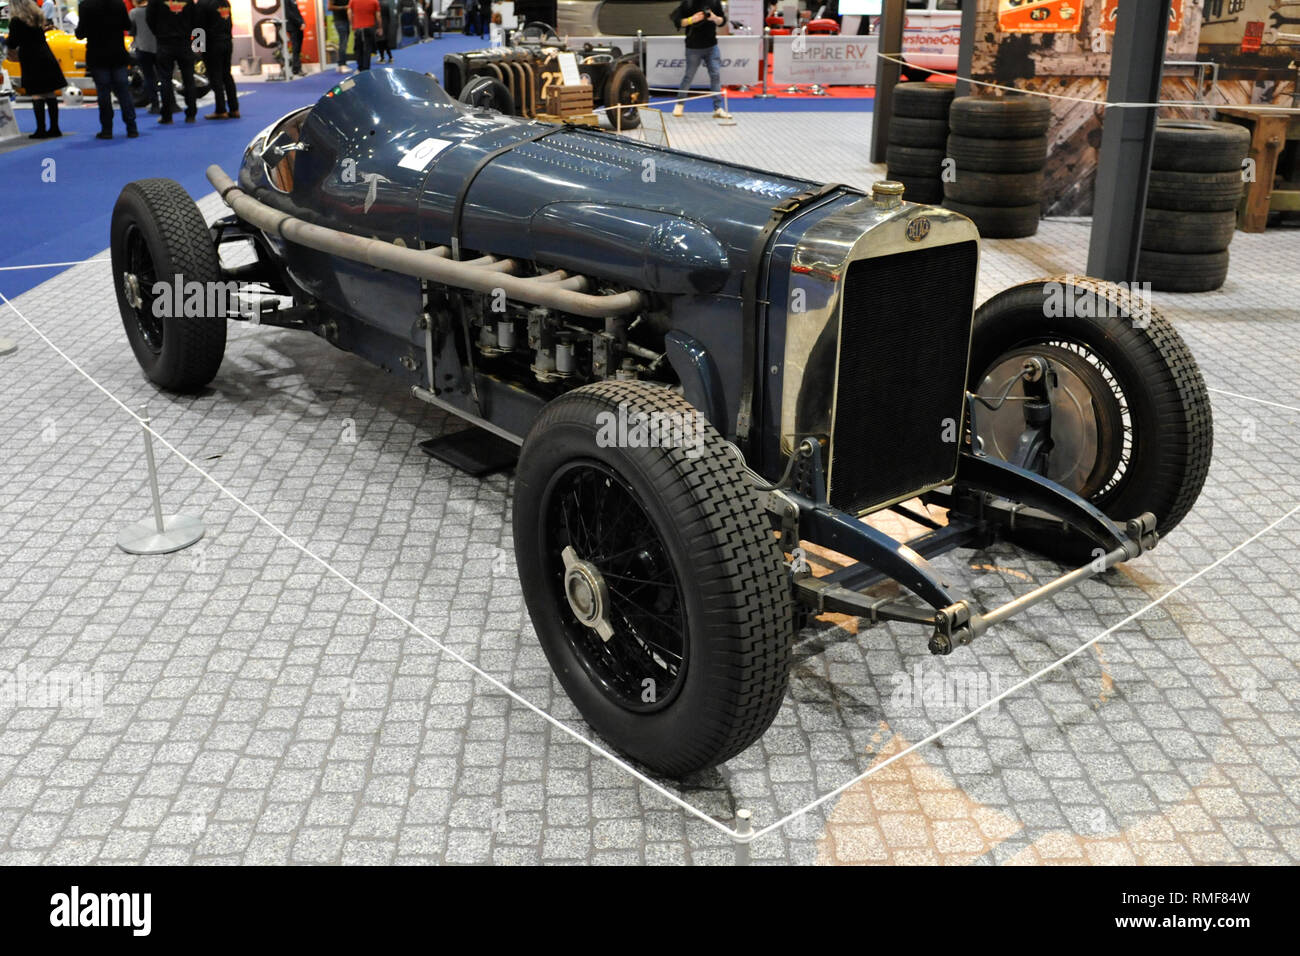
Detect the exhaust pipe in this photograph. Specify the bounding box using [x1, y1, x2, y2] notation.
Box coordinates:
[205, 165, 645, 319]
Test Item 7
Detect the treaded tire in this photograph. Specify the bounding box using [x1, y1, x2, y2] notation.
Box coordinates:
[513, 381, 793, 776]
[970, 277, 1213, 552]
[942, 198, 1040, 238]
[889, 174, 944, 205]
[111, 178, 226, 392]
[1152, 120, 1250, 173]
[1137, 248, 1231, 293]
[891, 81, 955, 119]
[886, 143, 946, 177]
[1141, 208, 1237, 254]
[949, 94, 1052, 138]
[888, 115, 950, 147]
[943, 169, 1042, 205]
[946, 133, 1048, 173]
[603, 61, 646, 130]
[1147, 169, 1246, 212]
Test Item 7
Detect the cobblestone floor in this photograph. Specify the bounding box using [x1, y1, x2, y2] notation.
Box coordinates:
[1, 112, 1298, 864]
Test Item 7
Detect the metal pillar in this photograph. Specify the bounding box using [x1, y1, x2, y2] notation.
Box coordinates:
[733, 808, 753, 865]
[869, 0, 906, 165]
[1086, 0, 1171, 281]
[955, 1, 976, 98]
[116, 408, 205, 555]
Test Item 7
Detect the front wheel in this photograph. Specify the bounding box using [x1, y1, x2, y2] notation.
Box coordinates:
[111, 179, 226, 392]
[603, 62, 646, 130]
[969, 276, 1213, 555]
[513, 381, 792, 776]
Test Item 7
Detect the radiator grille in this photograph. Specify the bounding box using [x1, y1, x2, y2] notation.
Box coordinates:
[827, 241, 978, 514]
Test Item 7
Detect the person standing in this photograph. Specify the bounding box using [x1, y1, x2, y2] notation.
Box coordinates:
[5, 0, 66, 138]
[348, 0, 380, 71]
[329, 0, 352, 73]
[669, 0, 731, 120]
[129, 0, 161, 114]
[197, 0, 238, 118]
[379, 0, 399, 60]
[76, 0, 139, 139]
[147, 0, 198, 123]
[284, 0, 304, 75]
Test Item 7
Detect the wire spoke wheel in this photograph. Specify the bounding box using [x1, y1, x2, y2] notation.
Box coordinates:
[544, 460, 687, 711]
[513, 381, 792, 776]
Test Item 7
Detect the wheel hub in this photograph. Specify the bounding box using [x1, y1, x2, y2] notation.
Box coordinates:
[561, 545, 614, 642]
[976, 352, 1103, 495]
[123, 272, 143, 311]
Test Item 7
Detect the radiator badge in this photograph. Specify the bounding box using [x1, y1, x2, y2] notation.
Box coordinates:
[906, 217, 931, 242]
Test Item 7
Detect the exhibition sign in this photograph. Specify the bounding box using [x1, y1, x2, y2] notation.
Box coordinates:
[1101, 0, 1184, 34]
[996, 0, 1082, 34]
[770, 34, 880, 86]
[642, 36, 763, 87]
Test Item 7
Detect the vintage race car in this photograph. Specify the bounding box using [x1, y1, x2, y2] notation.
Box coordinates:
[111, 69, 1212, 776]
[443, 22, 649, 129]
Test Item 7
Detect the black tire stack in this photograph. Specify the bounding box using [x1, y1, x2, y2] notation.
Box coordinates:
[884, 83, 955, 205]
[1137, 120, 1250, 293]
[943, 95, 1051, 238]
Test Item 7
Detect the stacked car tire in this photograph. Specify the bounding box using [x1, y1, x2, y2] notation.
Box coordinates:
[885, 83, 955, 205]
[1137, 120, 1250, 293]
[943, 95, 1051, 238]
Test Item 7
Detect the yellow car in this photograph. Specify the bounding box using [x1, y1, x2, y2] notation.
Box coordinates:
[3, 28, 130, 96]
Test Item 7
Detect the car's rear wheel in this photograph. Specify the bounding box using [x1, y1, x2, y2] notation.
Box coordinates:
[969, 277, 1213, 558]
[603, 61, 647, 130]
[513, 381, 792, 776]
[111, 179, 226, 392]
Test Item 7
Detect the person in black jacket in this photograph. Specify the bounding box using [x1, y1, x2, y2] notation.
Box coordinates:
[284, 0, 305, 75]
[76, 0, 138, 138]
[669, 0, 731, 119]
[5, 0, 66, 137]
[147, 0, 198, 123]
[196, 0, 237, 118]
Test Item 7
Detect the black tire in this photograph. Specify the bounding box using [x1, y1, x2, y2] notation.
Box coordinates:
[887, 115, 949, 148]
[110, 179, 226, 392]
[942, 198, 1040, 238]
[886, 143, 946, 177]
[949, 94, 1052, 139]
[946, 133, 1048, 173]
[1146, 168, 1246, 213]
[603, 61, 647, 130]
[1152, 120, 1250, 173]
[513, 381, 792, 776]
[459, 75, 516, 115]
[128, 64, 149, 107]
[891, 81, 955, 119]
[1137, 248, 1231, 293]
[970, 276, 1213, 552]
[1141, 208, 1237, 254]
[943, 169, 1042, 205]
[889, 174, 944, 205]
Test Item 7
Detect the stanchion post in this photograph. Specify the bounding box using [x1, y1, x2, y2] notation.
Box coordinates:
[733, 808, 753, 865]
[756, 28, 775, 99]
[116, 407, 206, 555]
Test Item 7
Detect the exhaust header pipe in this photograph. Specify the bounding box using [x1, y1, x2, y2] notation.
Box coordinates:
[205, 165, 645, 319]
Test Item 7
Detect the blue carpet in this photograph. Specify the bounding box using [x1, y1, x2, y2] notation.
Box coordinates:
[1, 35, 484, 297]
[2, 32, 866, 298]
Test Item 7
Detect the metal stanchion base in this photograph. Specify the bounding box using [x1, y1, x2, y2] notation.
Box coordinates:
[0, 337, 16, 356]
[117, 514, 205, 555]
